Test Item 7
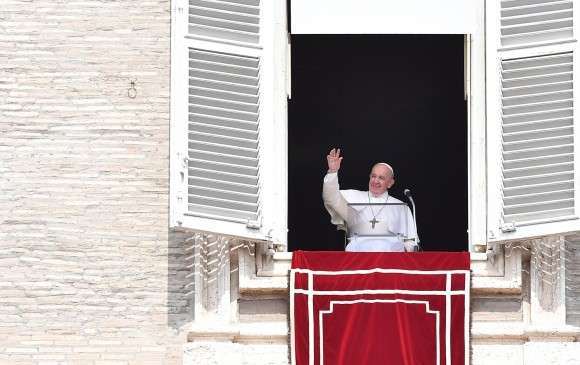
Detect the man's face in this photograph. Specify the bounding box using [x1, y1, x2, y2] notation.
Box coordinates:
[368, 164, 394, 197]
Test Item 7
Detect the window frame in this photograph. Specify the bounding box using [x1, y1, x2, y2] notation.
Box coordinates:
[467, 0, 488, 251]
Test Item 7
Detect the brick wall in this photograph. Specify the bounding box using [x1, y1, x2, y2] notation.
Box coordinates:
[0, 1, 193, 364]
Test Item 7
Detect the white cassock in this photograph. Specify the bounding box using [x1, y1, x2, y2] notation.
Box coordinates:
[322, 172, 418, 252]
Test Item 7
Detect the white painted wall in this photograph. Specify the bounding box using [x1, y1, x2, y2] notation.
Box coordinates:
[291, 0, 477, 34]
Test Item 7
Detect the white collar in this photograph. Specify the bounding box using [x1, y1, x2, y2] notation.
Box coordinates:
[368, 191, 389, 201]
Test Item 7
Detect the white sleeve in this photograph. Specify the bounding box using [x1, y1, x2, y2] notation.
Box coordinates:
[322, 172, 350, 224]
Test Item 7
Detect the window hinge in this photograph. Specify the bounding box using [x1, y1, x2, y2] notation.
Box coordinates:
[500, 222, 516, 233]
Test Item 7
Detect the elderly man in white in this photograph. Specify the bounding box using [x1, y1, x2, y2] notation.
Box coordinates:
[323, 148, 418, 252]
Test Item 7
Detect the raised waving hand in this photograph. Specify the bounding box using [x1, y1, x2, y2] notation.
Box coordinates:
[327, 148, 343, 173]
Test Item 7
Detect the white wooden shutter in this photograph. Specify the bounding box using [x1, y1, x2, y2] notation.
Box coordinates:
[487, 0, 578, 241]
[171, 0, 287, 243]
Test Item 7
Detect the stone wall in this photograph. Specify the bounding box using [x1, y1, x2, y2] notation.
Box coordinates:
[566, 234, 580, 327]
[0, 1, 194, 364]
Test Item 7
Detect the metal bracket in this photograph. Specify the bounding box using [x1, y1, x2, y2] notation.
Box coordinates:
[246, 220, 261, 230]
[500, 222, 516, 233]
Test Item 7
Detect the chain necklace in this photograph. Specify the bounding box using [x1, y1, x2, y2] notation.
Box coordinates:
[368, 191, 389, 229]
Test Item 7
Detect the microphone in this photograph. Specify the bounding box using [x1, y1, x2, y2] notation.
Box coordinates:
[404, 189, 420, 250]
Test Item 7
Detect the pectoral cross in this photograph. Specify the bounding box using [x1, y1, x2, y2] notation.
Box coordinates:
[370, 217, 379, 229]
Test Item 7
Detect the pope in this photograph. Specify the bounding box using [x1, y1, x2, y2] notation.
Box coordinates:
[323, 148, 418, 252]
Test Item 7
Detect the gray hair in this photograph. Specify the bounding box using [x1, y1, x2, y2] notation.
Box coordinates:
[372, 162, 395, 178]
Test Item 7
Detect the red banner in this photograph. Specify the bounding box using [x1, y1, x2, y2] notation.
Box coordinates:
[290, 251, 470, 365]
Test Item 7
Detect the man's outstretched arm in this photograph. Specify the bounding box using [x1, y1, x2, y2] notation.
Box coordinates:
[323, 148, 349, 221]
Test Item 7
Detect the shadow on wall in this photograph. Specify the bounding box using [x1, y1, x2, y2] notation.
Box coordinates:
[167, 229, 196, 330]
[565, 239, 580, 326]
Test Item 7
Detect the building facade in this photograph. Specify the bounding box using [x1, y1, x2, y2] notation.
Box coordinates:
[1, 0, 580, 364]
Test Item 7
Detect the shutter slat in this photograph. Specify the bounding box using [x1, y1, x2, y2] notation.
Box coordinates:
[502, 72, 572, 88]
[189, 194, 259, 212]
[503, 169, 573, 185]
[189, 130, 258, 149]
[503, 180, 574, 197]
[502, 8, 572, 26]
[502, 62, 572, 78]
[501, 0, 572, 17]
[225, 0, 260, 6]
[189, 69, 259, 87]
[502, 161, 573, 178]
[188, 186, 258, 203]
[189, 176, 258, 194]
[501, 18, 572, 35]
[189, 14, 259, 34]
[502, 80, 572, 97]
[503, 135, 573, 151]
[189, 148, 258, 165]
[502, 90, 573, 106]
[501, 27, 573, 46]
[188, 203, 259, 221]
[504, 208, 575, 223]
[503, 107, 573, 124]
[189, 24, 259, 45]
[190, 49, 259, 69]
[503, 171, 573, 188]
[190, 95, 259, 113]
[503, 152, 573, 169]
[190, 77, 258, 96]
[502, 125, 572, 141]
[190, 86, 258, 104]
[189, 104, 258, 122]
[189, 121, 258, 140]
[190, 59, 259, 77]
[502, 99, 573, 115]
[190, 5, 259, 24]
[503, 143, 573, 160]
[189, 165, 258, 185]
[504, 198, 573, 215]
[190, 0, 260, 15]
[504, 188, 573, 205]
[503, 117, 572, 132]
[189, 138, 258, 156]
[502, 53, 572, 69]
[502, 0, 571, 8]
[189, 113, 258, 131]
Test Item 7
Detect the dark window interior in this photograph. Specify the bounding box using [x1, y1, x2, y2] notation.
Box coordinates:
[288, 34, 468, 252]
